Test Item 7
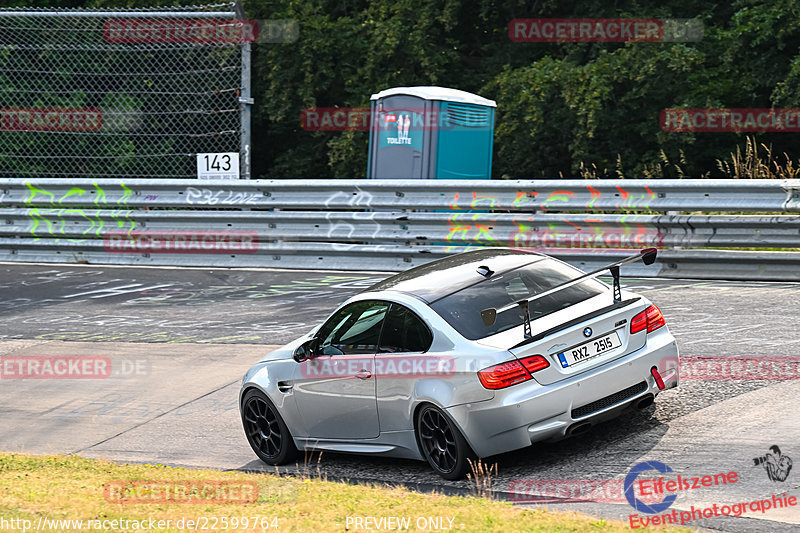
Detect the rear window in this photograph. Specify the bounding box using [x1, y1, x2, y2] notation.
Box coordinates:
[429, 258, 605, 340]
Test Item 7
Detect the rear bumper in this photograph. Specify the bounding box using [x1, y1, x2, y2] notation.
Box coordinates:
[446, 327, 679, 458]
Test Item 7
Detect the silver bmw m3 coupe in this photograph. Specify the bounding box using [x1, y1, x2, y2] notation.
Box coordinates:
[239, 248, 679, 479]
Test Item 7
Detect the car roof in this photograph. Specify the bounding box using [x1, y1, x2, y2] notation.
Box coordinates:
[365, 248, 546, 303]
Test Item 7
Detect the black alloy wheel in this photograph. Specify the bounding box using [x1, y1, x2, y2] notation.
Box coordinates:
[417, 404, 475, 480]
[241, 389, 297, 465]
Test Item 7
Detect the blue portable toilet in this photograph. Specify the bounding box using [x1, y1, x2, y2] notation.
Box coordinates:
[367, 86, 496, 180]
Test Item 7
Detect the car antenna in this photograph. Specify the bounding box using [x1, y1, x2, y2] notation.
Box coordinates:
[476, 265, 494, 278]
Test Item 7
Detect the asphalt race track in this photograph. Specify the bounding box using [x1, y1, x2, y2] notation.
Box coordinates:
[1, 263, 798, 532]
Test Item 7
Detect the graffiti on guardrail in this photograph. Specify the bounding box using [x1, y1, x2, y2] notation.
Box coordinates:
[5, 179, 798, 274]
[442, 186, 661, 250]
[443, 190, 661, 249]
[185, 187, 261, 205]
[447, 184, 657, 213]
[442, 214, 663, 249]
[24, 182, 136, 242]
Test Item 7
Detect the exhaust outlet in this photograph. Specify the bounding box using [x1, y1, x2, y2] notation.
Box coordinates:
[636, 394, 654, 410]
[568, 422, 592, 436]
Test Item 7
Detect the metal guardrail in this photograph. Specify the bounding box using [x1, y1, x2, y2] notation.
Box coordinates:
[1, 178, 800, 280]
[3, 210, 800, 248]
[2, 178, 799, 211]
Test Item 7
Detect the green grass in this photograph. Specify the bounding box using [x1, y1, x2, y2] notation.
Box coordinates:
[0, 453, 692, 532]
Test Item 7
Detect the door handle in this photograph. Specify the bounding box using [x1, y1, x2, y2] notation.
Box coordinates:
[355, 369, 372, 380]
[277, 381, 293, 392]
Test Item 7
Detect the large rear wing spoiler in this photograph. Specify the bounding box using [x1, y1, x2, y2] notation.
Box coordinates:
[480, 248, 658, 339]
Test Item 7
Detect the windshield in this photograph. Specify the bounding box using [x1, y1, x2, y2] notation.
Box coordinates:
[429, 258, 605, 340]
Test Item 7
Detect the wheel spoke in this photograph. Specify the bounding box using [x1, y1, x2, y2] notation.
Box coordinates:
[243, 396, 288, 460]
[445, 447, 456, 462]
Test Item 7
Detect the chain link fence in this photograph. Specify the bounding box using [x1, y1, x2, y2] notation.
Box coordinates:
[0, 2, 249, 179]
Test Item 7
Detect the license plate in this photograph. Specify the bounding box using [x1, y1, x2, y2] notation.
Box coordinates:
[557, 331, 621, 368]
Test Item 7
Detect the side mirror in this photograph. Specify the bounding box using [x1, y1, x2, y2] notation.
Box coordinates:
[293, 337, 319, 363]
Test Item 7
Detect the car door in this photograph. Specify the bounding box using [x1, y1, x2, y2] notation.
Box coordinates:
[292, 300, 388, 439]
[374, 303, 434, 432]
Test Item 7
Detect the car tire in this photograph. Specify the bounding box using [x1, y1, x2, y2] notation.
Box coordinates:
[416, 404, 476, 480]
[241, 388, 297, 465]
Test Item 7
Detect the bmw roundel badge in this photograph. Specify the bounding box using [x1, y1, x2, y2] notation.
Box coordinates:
[583, 327, 592, 337]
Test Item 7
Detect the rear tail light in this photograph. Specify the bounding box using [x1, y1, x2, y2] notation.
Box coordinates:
[478, 360, 530, 389]
[645, 305, 666, 332]
[630, 310, 648, 334]
[520, 355, 550, 373]
[630, 305, 666, 334]
[478, 355, 550, 390]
